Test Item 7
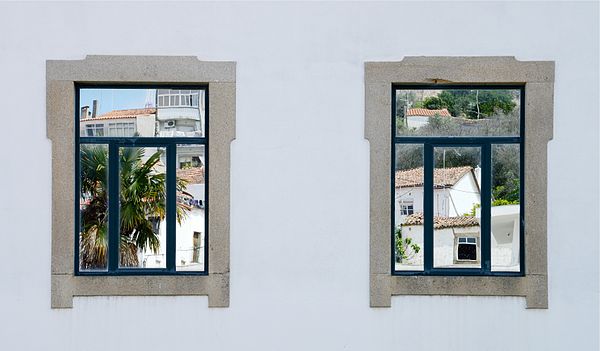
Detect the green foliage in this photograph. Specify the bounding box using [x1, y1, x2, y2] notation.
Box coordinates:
[422, 96, 444, 110]
[423, 90, 516, 119]
[464, 203, 481, 217]
[395, 91, 418, 119]
[394, 90, 521, 212]
[395, 91, 419, 134]
[412, 101, 424, 108]
[79, 145, 190, 269]
[395, 227, 421, 263]
[492, 198, 519, 206]
[491, 144, 520, 203]
[463, 194, 519, 218]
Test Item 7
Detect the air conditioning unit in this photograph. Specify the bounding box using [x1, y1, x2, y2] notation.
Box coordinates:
[165, 120, 175, 128]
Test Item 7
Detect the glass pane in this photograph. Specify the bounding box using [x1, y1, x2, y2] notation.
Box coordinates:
[394, 144, 424, 271]
[433, 147, 481, 268]
[491, 144, 521, 272]
[79, 88, 206, 137]
[176, 145, 206, 271]
[395, 88, 521, 137]
[79, 144, 109, 271]
[156, 89, 205, 137]
[119, 146, 167, 268]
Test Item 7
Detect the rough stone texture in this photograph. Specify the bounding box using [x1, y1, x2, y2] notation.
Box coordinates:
[207, 82, 235, 276]
[365, 57, 554, 84]
[370, 274, 392, 307]
[47, 56, 235, 308]
[366, 57, 554, 309]
[391, 276, 529, 296]
[47, 55, 235, 83]
[366, 82, 392, 278]
[47, 80, 76, 275]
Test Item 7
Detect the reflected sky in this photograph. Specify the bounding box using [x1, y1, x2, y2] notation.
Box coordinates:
[80, 89, 155, 116]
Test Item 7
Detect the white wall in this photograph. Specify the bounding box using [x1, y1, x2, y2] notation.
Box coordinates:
[0, 2, 598, 350]
[449, 173, 480, 216]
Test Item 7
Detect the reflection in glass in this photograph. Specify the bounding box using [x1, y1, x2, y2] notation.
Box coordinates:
[394, 144, 424, 271]
[79, 88, 206, 138]
[176, 145, 206, 271]
[491, 144, 521, 272]
[395, 89, 521, 137]
[433, 147, 482, 268]
[119, 146, 167, 268]
[79, 144, 109, 271]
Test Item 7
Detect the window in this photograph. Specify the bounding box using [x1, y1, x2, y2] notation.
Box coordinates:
[457, 237, 478, 262]
[179, 155, 202, 169]
[47, 55, 235, 308]
[399, 203, 414, 216]
[76, 86, 207, 274]
[85, 123, 105, 136]
[366, 57, 554, 308]
[107, 122, 136, 137]
[157, 89, 202, 108]
[394, 85, 522, 273]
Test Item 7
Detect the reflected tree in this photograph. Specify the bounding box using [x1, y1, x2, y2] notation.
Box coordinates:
[79, 145, 189, 269]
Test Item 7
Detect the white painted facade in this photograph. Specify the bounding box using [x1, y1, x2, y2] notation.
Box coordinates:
[141, 208, 205, 271]
[0, 2, 597, 351]
[447, 168, 481, 216]
[396, 169, 519, 271]
[406, 115, 430, 129]
[156, 90, 206, 137]
[80, 114, 156, 137]
[395, 169, 480, 222]
[398, 225, 482, 270]
[398, 205, 520, 271]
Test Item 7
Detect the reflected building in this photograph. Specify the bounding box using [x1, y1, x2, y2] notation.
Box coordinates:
[79, 107, 156, 137]
[394, 166, 520, 271]
[156, 89, 205, 137]
[156, 89, 206, 170]
[79, 90, 207, 271]
[145, 89, 206, 270]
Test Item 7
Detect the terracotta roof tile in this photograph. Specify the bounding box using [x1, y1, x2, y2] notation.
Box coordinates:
[177, 166, 204, 184]
[402, 212, 480, 229]
[406, 108, 452, 117]
[82, 108, 156, 121]
[395, 166, 473, 188]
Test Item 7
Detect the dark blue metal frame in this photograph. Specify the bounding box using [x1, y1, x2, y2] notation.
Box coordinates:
[75, 84, 209, 276]
[391, 84, 525, 276]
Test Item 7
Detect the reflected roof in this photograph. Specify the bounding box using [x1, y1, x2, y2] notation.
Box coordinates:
[395, 166, 473, 188]
[406, 108, 452, 117]
[402, 213, 479, 229]
[82, 108, 156, 121]
[177, 167, 205, 185]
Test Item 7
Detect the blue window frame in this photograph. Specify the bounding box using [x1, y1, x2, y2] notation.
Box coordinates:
[75, 84, 209, 276]
[392, 85, 525, 276]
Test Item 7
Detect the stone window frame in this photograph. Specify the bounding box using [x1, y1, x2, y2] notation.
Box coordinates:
[47, 55, 235, 308]
[366, 57, 554, 309]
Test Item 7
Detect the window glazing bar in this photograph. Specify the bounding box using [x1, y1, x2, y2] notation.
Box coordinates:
[394, 137, 521, 144]
[80, 137, 206, 145]
[481, 144, 492, 272]
[423, 143, 434, 272]
[108, 143, 120, 272]
[166, 144, 176, 271]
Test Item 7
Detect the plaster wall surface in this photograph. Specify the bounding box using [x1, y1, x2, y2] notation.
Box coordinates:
[448, 173, 480, 216]
[0, 2, 597, 351]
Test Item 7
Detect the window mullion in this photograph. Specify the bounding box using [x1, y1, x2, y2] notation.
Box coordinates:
[424, 143, 434, 273]
[481, 143, 492, 273]
[108, 143, 120, 272]
[166, 144, 177, 272]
